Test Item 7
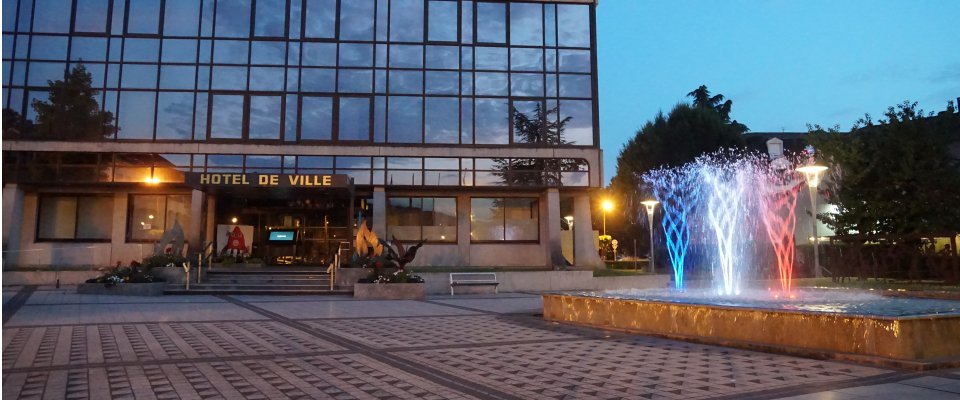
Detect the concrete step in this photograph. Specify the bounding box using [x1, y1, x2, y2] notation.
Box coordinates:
[207, 268, 331, 275]
[164, 286, 351, 296]
[171, 283, 338, 291]
[203, 278, 331, 285]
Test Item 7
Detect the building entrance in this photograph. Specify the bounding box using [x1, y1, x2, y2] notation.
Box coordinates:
[216, 196, 354, 266]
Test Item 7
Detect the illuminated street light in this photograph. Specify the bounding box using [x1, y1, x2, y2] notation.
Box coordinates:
[796, 164, 828, 278]
[601, 199, 613, 237]
[640, 200, 659, 273]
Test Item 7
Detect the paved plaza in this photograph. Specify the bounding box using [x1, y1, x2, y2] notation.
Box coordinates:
[3, 286, 959, 400]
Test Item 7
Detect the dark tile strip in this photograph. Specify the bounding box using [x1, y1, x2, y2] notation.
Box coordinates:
[218, 294, 524, 400]
[2, 349, 354, 374]
[418, 299, 499, 314]
[711, 371, 912, 400]
[3, 318, 273, 329]
[3, 285, 37, 325]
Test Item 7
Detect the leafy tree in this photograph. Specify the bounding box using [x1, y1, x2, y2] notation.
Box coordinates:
[809, 100, 960, 236]
[493, 104, 579, 186]
[26, 64, 116, 140]
[606, 86, 746, 250]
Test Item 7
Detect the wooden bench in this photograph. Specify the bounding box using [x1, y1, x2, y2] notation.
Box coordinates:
[449, 272, 499, 295]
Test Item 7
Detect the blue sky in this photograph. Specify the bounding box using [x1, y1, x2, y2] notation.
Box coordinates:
[597, 1, 960, 183]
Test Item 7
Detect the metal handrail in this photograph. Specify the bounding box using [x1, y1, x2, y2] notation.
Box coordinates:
[196, 241, 217, 285]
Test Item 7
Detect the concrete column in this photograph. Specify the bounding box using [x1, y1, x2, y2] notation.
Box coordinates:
[205, 194, 216, 245]
[2, 184, 25, 265]
[573, 194, 603, 269]
[112, 193, 128, 264]
[457, 194, 471, 267]
[544, 188, 565, 269]
[372, 187, 386, 238]
[187, 189, 204, 256]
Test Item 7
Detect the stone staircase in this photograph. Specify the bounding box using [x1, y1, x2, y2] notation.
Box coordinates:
[164, 267, 351, 295]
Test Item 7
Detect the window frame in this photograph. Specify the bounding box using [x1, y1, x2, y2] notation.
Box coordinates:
[386, 196, 458, 243]
[125, 193, 192, 243]
[35, 194, 114, 242]
[470, 196, 540, 243]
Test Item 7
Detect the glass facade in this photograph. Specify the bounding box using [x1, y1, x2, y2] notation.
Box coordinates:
[3, 152, 591, 187]
[2, 0, 596, 146]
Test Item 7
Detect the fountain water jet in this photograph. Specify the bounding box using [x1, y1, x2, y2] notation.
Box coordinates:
[644, 167, 700, 290]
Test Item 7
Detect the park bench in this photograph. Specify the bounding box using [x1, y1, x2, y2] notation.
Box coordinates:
[449, 272, 499, 295]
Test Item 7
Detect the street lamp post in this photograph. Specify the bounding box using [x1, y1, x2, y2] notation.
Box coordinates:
[640, 200, 659, 274]
[601, 200, 613, 237]
[796, 165, 828, 278]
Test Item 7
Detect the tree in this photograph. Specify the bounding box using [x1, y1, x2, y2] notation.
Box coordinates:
[606, 86, 747, 251]
[27, 64, 117, 140]
[808, 101, 960, 236]
[493, 104, 579, 187]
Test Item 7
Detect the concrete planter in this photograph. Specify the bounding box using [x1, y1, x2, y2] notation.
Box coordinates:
[353, 282, 425, 300]
[336, 268, 399, 288]
[150, 267, 186, 284]
[77, 281, 167, 296]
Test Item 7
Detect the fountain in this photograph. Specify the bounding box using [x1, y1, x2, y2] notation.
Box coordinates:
[545, 150, 960, 368]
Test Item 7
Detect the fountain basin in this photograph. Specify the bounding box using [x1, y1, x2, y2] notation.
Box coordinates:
[543, 291, 960, 369]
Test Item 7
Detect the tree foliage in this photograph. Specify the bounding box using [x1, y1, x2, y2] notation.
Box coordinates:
[606, 86, 746, 246]
[809, 101, 960, 236]
[493, 104, 578, 187]
[3, 64, 116, 140]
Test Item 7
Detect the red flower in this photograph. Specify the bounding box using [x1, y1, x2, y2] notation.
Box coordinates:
[374, 261, 383, 268]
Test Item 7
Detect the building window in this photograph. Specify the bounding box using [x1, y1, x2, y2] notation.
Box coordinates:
[37, 195, 113, 241]
[471, 198, 538, 242]
[387, 197, 457, 242]
[127, 194, 191, 242]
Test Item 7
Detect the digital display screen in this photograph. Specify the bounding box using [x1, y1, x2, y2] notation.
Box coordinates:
[269, 231, 295, 242]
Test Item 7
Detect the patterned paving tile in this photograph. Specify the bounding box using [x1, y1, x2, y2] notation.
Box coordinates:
[307, 315, 584, 349]
[396, 338, 889, 400]
[2, 321, 344, 368]
[2, 354, 478, 400]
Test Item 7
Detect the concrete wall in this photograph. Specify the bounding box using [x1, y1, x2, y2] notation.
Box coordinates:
[3, 270, 101, 286]
[416, 271, 670, 295]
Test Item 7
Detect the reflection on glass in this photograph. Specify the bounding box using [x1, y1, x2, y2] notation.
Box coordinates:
[560, 100, 593, 145]
[474, 73, 507, 96]
[559, 50, 591, 73]
[301, 42, 336, 66]
[475, 98, 508, 144]
[251, 41, 285, 64]
[511, 48, 543, 71]
[300, 96, 333, 140]
[249, 96, 281, 139]
[510, 73, 544, 97]
[75, 0, 109, 32]
[210, 94, 243, 139]
[300, 68, 335, 92]
[389, 71, 423, 94]
[428, 0, 458, 42]
[160, 66, 196, 89]
[215, 0, 251, 38]
[70, 38, 108, 61]
[255, 0, 286, 36]
[339, 43, 373, 67]
[164, 0, 201, 36]
[249, 67, 284, 91]
[425, 71, 458, 95]
[32, 0, 71, 33]
[211, 66, 247, 90]
[471, 198, 502, 240]
[390, 0, 423, 42]
[426, 46, 458, 69]
[389, 45, 423, 68]
[155, 92, 194, 140]
[127, 0, 161, 34]
[475, 47, 507, 70]
[340, 0, 374, 40]
[118, 91, 156, 139]
[123, 38, 159, 62]
[476, 2, 505, 43]
[460, 98, 473, 144]
[304, 0, 336, 38]
[338, 70, 373, 93]
[162, 39, 198, 63]
[510, 3, 543, 45]
[558, 5, 591, 48]
[338, 97, 370, 141]
[30, 36, 68, 60]
[214, 40, 249, 64]
[559, 74, 592, 98]
[121, 64, 158, 89]
[388, 96, 422, 143]
[504, 198, 539, 240]
[424, 97, 458, 144]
